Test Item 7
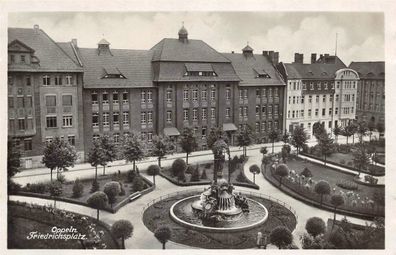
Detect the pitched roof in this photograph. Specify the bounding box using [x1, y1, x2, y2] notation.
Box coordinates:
[8, 27, 83, 72]
[98, 38, 110, 45]
[151, 38, 231, 63]
[349, 61, 385, 79]
[222, 53, 285, 86]
[284, 57, 346, 79]
[77, 48, 153, 88]
[242, 45, 253, 52]
[57, 42, 82, 66]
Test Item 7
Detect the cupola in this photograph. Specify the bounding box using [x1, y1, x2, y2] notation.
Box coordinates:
[98, 38, 111, 55]
[178, 24, 188, 43]
[242, 43, 254, 58]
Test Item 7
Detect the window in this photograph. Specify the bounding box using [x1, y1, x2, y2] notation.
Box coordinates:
[288, 96, 291, 104]
[323, 96, 326, 103]
[210, 89, 216, 101]
[92, 93, 98, 104]
[103, 112, 109, 126]
[335, 107, 338, 115]
[66, 75, 73, 85]
[193, 90, 198, 101]
[328, 121, 332, 129]
[243, 106, 248, 117]
[202, 127, 207, 138]
[141, 91, 146, 103]
[166, 90, 172, 103]
[301, 97, 304, 104]
[261, 122, 266, 132]
[274, 88, 279, 97]
[268, 88, 272, 98]
[330, 95, 333, 101]
[322, 108, 326, 116]
[301, 110, 304, 117]
[352, 94, 355, 101]
[239, 90, 243, 100]
[18, 118, 25, 130]
[102, 92, 109, 104]
[26, 76, 31, 86]
[202, 108, 207, 120]
[315, 109, 319, 116]
[329, 108, 332, 115]
[46, 96, 56, 107]
[8, 97, 14, 108]
[17, 96, 26, 108]
[351, 107, 354, 113]
[292, 110, 295, 118]
[256, 122, 260, 132]
[274, 105, 279, 115]
[113, 134, 119, 144]
[46, 116, 57, 128]
[113, 112, 119, 125]
[43, 75, 51, 86]
[335, 94, 339, 101]
[287, 110, 290, 118]
[226, 108, 230, 118]
[147, 91, 153, 103]
[92, 134, 100, 142]
[318, 82, 321, 90]
[193, 108, 198, 120]
[8, 76, 14, 86]
[262, 88, 266, 98]
[292, 96, 295, 104]
[147, 132, 153, 142]
[256, 89, 261, 98]
[147, 111, 153, 124]
[21, 55, 26, 63]
[166, 111, 172, 123]
[324, 82, 328, 90]
[239, 107, 243, 118]
[55, 76, 62, 85]
[183, 90, 189, 101]
[92, 113, 99, 127]
[123, 112, 129, 125]
[226, 89, 231, 100]
[316, 95, 319, 103]
[211, 108, 216, 121]
[336, 81, 340, 89]
[62, 95, 72, 106]
[122, 92, 128, 103]
[310, 82, 314, 90]
[302, 83, 307, 90]
[141, 112, 146, 125]
[113, 92, 119, 104]
[308, 96, 312, 103]
[201, 90, 207, 101]
[24, 138, 32, 151]
[183, 109, 189, 121]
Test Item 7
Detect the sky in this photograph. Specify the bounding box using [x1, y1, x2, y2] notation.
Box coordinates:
[8, 12, 384, 65]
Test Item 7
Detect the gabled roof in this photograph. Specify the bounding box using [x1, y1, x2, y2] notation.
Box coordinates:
[223, 53, 285, 86]
[349, 61, 385, 79]
[98, 38, 110, 45]
[8, 27, 83, 72]
[77, 48, 153, 88]
[284, 56, 346, 79]
[151, 38, 231, 63]
[8, 39, 35, 53]
[242, 45, 253, 52]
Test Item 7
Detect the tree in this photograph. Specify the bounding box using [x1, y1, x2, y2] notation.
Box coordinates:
[301, 167, 313, 178]
[356, 121, 368, 143]
[207, 127, 228, 150]
[262, 155, 272, 173]
[352, 143, 370, 176]
[281, 144, 291, 163]
[171, 158, 186, 181]
[269, 226, 293, 249]
[350, 122, 358, 144]
[282, 131, 290, 145]
[291, 126, 308, 155]
[312, 121, 326, 139]
[330, 194, 345, 224]
[342, 123, 354, 144]
[249, 164, 260, 184]
[317, 132, 334, 165]
[103, 181, 121, 208]
[154, 226, 172, 249]
[7, 140, 21, 200]
[42, 136, 77, 182]
[275, 164, 289, 187]
[314, 180, 331, 205]
[99, 135, 117, 176]
[260, 146, 268, 157]
[179, 127, 198, 165]
[333, 124, 341, 143]
[49, 181, 63, 208]
[305, 217, 326, 238]
[87, 191, 108, 221]
[147, 165, 160, 185]
[235, 124, 255, 157]
[87, 139, 106, 181]
[111, 220, 133, 249]
[72, 178, 84, 198]
[268, 130, 279, 154]
[122, 133, 145, 171]
[151, 135, 175, 168]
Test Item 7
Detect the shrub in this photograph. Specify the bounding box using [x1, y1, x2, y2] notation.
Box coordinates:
[177, 171, 186, 183]
[185, 165, 194, 174]
[72, 178, 84, 198]
[336, 180, 358, 191]
[339, 159, 346, 165]
[301, 167, 313, 178]
[190, 165, 200, 182]
[314, 180, 331, 205]
[328, 230, 346, 249]
[90, 179, 100, 193]
[8, 180, 21, 194]
[239, 155, 246, 163]
[274, 164, 289, 186]
[25, 182, 48, 194]
[132, 176, 145, 192]
[87, 191, 108, 220]
[269, 226, 293, 249]
[48, 181, 63, 197]
[56, 173, 66, 184]
[305, 217, 326, 237]
[364, 175, 378, 184]
[200, 168, 208, 179]
[119, 182, 126, 196]
[127, 170, 137, 183]
[103, 181, 121, 207]
[172, 158, 186, 177]
[111, 220, 134, 249]
[154, 226, 172, 249]
[236, 171, 247, 182]
[347, 161, 353, 166]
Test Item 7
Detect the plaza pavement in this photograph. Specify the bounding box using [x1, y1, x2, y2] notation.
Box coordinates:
[10, 133, 380, 249]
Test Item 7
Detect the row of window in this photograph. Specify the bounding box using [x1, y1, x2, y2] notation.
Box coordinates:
[9, 118, 34, 131]
[252, 88, 279, 99]
[183, 89, 218, 101]
[45, 95, 73, 107]
[357, 103, 384, 112]
[288, 107, 347, 118]
[9, 54, 28, 64]
[45, 135, 75, 146]
[10, 137, 33, 151]
[254, 105, 279, 116]
[93, 112, 131, 127]
[253, 121, 279, 133]
[8, 75, 32, 86]
[288, 80, 357, 91]
[92, 91, 130, 105]
[46, 115, 73, 128]
[42, 75, 74, 86]
[181, 108, 217, 122]
[287, 94, 355, 105]
[8, 96, 33, 108]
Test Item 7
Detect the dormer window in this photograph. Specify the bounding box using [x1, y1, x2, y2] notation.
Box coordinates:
[102, 67, 126, 79]
[184, 63, 217, 77]
[254, 68, 271, 78]
[21, 55, 26, 63]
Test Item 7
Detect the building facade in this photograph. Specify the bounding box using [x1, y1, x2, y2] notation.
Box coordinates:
[278, 53, 359, 138]
[349, 62, 385, 128]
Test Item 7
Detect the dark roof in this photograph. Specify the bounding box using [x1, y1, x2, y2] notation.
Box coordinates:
[57, 42, 82, 66]
[77, 48, 153, 88]
[223, 53, 285, 86]
[242, 45, 253, 52]
[98, 38, 110, 45]
[151, 38, 231, 63]
[153, 62, 240, 82]
[284, 56, 346, 79]
[349, 61, 385, 79]
[8, 27, 83, 72]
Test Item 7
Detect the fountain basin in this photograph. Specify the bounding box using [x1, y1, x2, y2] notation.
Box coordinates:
[170, 195, 268, 232]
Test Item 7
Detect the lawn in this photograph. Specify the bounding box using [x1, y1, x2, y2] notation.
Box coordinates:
[142, 191, 296, 249]
[8, 201, 119, 249]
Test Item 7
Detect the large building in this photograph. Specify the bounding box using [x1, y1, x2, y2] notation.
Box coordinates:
[349, 61, 385, 128]
[8, 25, 286, 168]
[277, 53, 359, 138]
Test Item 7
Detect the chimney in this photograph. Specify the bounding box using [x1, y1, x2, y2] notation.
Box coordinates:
[71, 39, 78, 47]
[231, 51, 234, 54]
[311, 53, 317, 64]
[33, 24, 39, 34]
[262, 51, 269, 56]
[325, 53, 329, 58]
[294, 53, 303, 63]
[269, 51, 274, 62]
[274, 52, 279, 65]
